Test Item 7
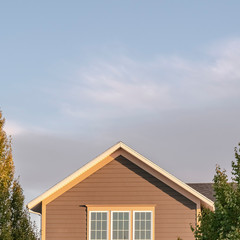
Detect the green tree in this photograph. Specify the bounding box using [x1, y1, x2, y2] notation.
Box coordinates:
[0, 111, 38, 240]
[192, 143, 240, 240]
[11, 179, 38, 240]
[0, 111, 14, 240]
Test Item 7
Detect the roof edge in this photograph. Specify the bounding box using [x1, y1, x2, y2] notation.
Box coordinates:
[27, 141, 122, 210]
[28, 141, 214, 210]
[119, 142, 214, 209]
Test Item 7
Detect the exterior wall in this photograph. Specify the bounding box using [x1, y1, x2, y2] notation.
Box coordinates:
[46, 155, 196, 240]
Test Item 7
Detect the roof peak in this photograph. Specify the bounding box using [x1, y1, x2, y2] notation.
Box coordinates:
[28, 142, 214, 212]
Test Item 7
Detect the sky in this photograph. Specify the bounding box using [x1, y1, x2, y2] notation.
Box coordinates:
[1, 0, 240, 227]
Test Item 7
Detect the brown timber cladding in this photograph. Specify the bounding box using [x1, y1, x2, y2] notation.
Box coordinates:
[46, 155, 196, 240]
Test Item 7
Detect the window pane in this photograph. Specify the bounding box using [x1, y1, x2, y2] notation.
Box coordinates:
[97, 221, 101, 229]
[146, 221, 151, 230]
[102, 231, 107, 239]
[124, 221, 128, 229]
[146, 231, 151, 239]
[113, 230, 117, 239]
[102, 221, 107, 229]
[119, 221, 123, 230]
[134, 212, 152, 240]
[146, 213, 151, 220]
[124, 231, 129, 240]
[91, 221, 96, 229]
[97, 231, 101, 239]
[90, 212, 108, 240]
[97, 212, 101, 220]
[92, 212, 96, 220]
[112, 212, 130, 240]
[113, 220, 117, 230]
[135, 221, 139, 230]
[91, 231, 95, 239]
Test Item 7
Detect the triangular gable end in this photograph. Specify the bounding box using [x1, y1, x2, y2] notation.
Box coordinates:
[28, 142, 214, 213]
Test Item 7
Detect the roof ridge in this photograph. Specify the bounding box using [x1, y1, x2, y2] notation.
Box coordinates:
[28, 142, 215, 212]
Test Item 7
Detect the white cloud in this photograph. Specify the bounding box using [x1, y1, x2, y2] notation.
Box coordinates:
[3, 120, 51, 137]
[57, 38, 240, 119]
[4, 121, 26, 136]
[209, 39, 240, 81]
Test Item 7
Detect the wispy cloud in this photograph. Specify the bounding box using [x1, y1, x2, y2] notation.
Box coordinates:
[209, 39, 240, 82]
[55, 38, 240, 119]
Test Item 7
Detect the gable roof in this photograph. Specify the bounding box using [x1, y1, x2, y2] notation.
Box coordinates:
[187, 183, 215, 202]
[28, 141, 214, 213]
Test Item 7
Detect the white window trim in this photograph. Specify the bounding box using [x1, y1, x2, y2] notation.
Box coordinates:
[87, 206, 155, 240]
[133, 211, 153, 240]
[111, 211, 131, 240]
[89, 211, 109, 240]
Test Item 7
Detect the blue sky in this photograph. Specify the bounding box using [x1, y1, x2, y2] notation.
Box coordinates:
[1, 0, 240, 226]
[1, 1, 240, 130]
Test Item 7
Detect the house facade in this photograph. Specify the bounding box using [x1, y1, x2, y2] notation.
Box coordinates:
[28, 142, 214, 240]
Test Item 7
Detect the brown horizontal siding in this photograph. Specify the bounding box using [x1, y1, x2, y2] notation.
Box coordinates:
[60, 189, 187, 196]
[46, 233, 86, 238]
[71, 185, 183, 190]
[47, 200, 194, 207]
[47, 204, 191, 210]
[49, 196, 195, 202]
[46, 155, 196, 240]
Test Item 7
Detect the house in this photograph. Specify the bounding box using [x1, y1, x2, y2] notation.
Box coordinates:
[28, 142, 214, 240]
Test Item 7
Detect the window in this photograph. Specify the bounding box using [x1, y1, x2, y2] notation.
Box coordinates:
[90, 211, 108, 240]
[88, 206, 154, 240]
[111, 211, 130, 240]
[133, 211, 152, 240]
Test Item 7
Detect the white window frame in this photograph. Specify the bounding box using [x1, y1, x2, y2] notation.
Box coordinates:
[89, 211, 109, 240]
[133, 211, 153, 240]
[111, 211, 131, 240]
[87, 206, 155, 240]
